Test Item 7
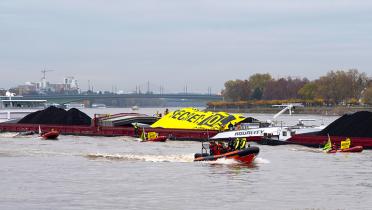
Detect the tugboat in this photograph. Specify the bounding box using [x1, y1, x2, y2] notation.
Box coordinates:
[194, 140, 259, 164]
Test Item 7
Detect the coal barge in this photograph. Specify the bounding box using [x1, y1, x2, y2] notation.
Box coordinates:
[0, 107, 218, 141]
[0, 122, 216, 140]
[287, 111, 372, 149]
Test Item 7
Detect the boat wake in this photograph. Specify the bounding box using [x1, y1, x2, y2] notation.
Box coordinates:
[0, 148, 75, 157]
[205, 157, 270, 165]
[209, 158, 239, 165]
[85, 153, 195, 163]
[290, 147, 323, 153]
[0, 132, 19, 138]
[254, 157, 270, 164]
[85, 153, 270, 165]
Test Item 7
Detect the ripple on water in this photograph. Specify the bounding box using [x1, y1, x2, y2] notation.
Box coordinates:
[357, 182, 372, 188]
[0, 151, 16, 157]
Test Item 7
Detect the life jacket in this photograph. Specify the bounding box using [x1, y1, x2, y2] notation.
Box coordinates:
[239, 138, 246, 149]
[234, 138, 240, 150]
[215, 143, 224, 155]
[214, 145, 221, 155]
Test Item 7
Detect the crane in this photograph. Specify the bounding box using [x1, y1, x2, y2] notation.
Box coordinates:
[41, 69, 54, 80]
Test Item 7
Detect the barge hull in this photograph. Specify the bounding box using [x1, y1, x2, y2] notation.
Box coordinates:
[0, 123, 218, 141]
[288, 134, 372, 149]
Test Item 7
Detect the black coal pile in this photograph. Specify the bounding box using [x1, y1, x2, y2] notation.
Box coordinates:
[318, 111, 372, 137]
[18, 106, 91, 125]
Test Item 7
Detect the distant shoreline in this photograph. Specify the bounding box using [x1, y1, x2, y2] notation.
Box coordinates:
[205, 106, 372, 116]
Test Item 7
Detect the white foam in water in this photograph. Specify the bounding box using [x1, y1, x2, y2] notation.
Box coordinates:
[86, 153, 195, 163]
[211, 157, 239, 165]
[86, 153, 271, 165]
[254, 157, 270, 164]
[0, 132, 18, 138]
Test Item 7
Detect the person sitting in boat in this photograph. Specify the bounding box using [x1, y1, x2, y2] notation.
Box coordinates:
[228, 122, 235, 131]
[233, 138, 241, 151]
[239, 138, 247, 150]
[154, 111, 161, 117]
[214, 142, 222, 155]
[217, 141, 226, 154]
[228, 138, 234, 151]
[134, 123, 139, 137]
[164, 108, 169, 116]
[209, 142, 218, 155]
[332, 143, 337, 150]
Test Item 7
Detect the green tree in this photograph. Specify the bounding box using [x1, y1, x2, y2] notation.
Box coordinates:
[298, 82, 318, 100]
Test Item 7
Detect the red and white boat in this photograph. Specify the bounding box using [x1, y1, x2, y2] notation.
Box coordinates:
[194, 144, 259, 164]
[211, 104, 325, 145]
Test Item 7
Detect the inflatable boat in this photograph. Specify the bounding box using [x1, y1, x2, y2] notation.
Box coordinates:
[194, 146, 259, 164]
[327, 146, 363, 153]
[146, 136, 167, 142]
[41, 130, 59, 140]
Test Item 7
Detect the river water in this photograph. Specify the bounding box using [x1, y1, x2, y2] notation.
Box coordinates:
[1, 108, 371, 210]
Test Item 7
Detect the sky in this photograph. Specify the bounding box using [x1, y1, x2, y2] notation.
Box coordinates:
[1, 0, 372, 94]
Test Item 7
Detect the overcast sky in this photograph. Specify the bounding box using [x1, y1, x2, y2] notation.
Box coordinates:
[1, 0, 371, 93]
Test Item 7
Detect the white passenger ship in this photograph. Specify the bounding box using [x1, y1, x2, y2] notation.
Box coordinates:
[0, 92, 47, 123]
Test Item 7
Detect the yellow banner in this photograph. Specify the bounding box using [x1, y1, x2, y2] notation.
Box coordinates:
[147, 132, 158, 140]
[340, 138, 351, 150]
[151, 108, 246, 130]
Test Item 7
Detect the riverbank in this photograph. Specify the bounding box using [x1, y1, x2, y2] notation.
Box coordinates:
[206, 105, 372, 115]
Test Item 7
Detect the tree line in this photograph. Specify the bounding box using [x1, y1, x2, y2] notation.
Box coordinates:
[222, 69, 372, 105]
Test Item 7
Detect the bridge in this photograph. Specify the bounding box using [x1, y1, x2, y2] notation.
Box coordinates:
[21, 93, 223, 107]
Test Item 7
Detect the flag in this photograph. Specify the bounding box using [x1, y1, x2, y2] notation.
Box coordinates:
[323, 135, 332, 151]
[340, 138, 351, 150]
[140, 128, 146, 141]
[147, 132, 158, 140]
